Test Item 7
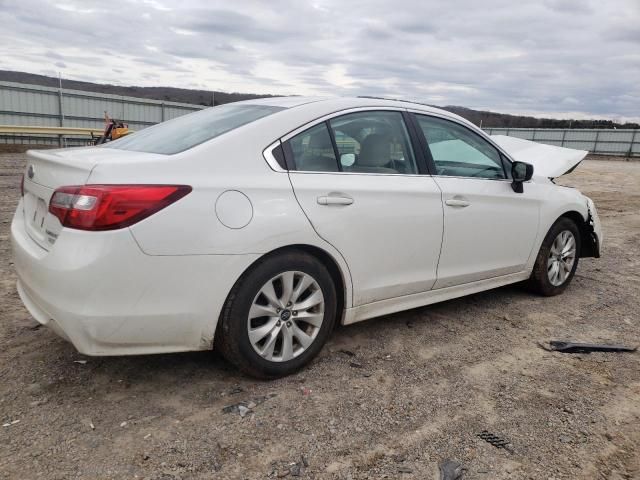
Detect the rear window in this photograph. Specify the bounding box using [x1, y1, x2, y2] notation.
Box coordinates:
[104, 104, 285, 155]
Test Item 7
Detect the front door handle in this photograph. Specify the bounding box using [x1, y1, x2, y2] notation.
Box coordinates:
[445, 198, 470, 208]
[317, 195, 354, 206]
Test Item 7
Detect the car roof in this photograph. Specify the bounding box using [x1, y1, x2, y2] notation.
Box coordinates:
[239, 96, 470, 127]
[239, 96, 329, 108]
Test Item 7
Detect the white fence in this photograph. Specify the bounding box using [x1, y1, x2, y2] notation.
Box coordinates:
[1, 82, 637, 156]
[0, 81, 204, 146]
[484, 128, 639, 157]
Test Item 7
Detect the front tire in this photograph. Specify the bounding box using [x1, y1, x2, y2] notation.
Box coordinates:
[216, 251, 337, 379]
[528, 217, 581, 296]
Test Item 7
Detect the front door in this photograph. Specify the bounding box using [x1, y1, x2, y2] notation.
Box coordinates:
[411, 113, 540, 289]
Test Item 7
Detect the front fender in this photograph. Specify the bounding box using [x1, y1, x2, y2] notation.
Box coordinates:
[526, 184, 595, 270]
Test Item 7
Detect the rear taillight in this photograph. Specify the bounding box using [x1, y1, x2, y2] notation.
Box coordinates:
[20, 174, 24, 197]
[49, 185, 191, 231]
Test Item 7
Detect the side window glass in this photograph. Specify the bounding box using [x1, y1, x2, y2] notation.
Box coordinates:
[416, 115, 506, 179]
[272, 143, 287, 169]
[287, 123, 339, 172]
[329, 111, 418, 174]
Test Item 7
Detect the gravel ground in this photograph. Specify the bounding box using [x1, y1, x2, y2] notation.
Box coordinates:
[0, 153, 638, 480]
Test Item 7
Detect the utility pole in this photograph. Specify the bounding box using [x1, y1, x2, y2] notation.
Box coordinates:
[58, 72, 66, 147]
[211, 91, 215, 107]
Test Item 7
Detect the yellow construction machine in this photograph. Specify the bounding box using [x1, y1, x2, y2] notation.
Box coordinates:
[90, 113, 131, 145]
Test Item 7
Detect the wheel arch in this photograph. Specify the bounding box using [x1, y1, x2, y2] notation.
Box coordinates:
[558, 210, 599, 258]
[287, 244, 347, 326]
[214, 244, 350, 347]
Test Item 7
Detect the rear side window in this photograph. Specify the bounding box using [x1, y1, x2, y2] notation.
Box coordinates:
[105, 104, 285, 155]
[329, 111, 417, 174]
[287, 123, 339, 172]
[285, 110, 418, 174]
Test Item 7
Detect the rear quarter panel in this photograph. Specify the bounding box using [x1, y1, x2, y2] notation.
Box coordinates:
[86, 127, 354, 308]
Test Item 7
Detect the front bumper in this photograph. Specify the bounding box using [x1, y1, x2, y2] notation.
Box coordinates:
[11, 199, 258, 355]
[585, 196, 603, 258]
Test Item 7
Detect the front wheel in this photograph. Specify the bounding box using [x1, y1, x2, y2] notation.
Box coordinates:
[216, 251, 337, 379]
[527, 217, 581, 296]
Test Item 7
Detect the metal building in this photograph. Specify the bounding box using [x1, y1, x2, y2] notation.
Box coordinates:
[0, 80, 204, 146]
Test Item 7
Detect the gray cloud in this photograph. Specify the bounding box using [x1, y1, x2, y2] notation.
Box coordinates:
[0, 0, 638, 121]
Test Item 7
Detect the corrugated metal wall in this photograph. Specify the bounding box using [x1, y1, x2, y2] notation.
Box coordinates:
[2, 81, 638, 156]
[484, 128, 639, 157]
[0, 81, 204, 145]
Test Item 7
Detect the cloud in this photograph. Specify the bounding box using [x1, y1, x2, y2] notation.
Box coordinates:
[0, 0, 638, 121]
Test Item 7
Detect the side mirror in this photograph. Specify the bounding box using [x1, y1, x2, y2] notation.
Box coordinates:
[340, 153, 355, 168]
[511, 161, 534, 193]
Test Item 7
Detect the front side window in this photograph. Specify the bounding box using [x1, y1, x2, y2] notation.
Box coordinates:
[105, 104, 284, 155]
[415, 115, 506, 179]
[329, 111, 418, 174]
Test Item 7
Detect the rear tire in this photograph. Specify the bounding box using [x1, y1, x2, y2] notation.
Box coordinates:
[216, 251, 337, 379]
[527, 217, 581, 296]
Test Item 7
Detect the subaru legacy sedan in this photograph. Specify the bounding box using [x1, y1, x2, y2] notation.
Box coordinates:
[11, 97, 602, 378]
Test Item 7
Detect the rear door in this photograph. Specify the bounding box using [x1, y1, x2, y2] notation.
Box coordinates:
[410, 112, 540, 289]
[284, 109, 444, 306]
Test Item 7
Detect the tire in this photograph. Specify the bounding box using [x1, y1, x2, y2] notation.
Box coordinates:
[216, 251, 337, 379]
[527, 217, 581, 296]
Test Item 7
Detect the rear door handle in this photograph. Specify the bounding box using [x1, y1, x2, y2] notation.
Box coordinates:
[317, 196, 354, 206]
[445, 198, 470, 208]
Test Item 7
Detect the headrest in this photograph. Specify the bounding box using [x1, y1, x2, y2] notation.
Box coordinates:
[359, 134, 390, 166]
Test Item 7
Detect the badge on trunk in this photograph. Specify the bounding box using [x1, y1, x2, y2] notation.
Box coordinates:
[27, 164, 35, 180]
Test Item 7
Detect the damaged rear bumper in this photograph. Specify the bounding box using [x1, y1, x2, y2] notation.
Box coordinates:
[11, 199, 258, 355]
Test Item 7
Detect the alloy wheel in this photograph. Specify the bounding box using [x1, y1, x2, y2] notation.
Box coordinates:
[547, 230, 577, 286]
[247, 271, 325, 362]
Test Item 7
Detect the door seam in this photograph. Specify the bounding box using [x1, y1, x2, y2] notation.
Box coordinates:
[431, 176, 446, 284]
[285, 171, 355, 307]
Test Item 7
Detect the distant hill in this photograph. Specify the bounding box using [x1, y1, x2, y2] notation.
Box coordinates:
[0, 70, 271, 106]
[441, 105, 638, 130]
[1, 70, 636, 129]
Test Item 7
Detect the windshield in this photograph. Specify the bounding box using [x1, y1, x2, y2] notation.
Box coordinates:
[104, 103, 285, 154]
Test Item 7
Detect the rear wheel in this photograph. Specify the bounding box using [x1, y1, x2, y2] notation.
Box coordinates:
[528, 217, 581, 296]
[216, 251, 337, 378]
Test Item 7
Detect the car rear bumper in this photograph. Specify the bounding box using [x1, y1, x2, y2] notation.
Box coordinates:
[11, 199, 259, 356]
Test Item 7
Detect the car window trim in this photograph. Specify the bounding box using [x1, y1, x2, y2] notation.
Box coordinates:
[405, 112, 436, 175]
[279, 108, 428, 176]
[265, 107, 516, 179]
[327, 111, 423, 175]
[407, 110, 517, 179]
[325, 120, 344, 172]
[280, 122, 341, 173]
[263, 140, 290, 172]
[409, 111, 511, 180]
[281, 136, 297, 171]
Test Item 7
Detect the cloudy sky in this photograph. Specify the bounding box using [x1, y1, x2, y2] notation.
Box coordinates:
[1, 0, 639, 121]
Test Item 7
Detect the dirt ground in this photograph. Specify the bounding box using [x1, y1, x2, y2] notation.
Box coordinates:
[0, 153, 638, 480]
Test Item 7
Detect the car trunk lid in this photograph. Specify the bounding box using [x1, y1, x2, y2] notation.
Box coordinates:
[21, 147, 166, 250]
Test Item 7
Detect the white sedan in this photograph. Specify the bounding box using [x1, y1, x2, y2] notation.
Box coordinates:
[11, 97, 602, 378]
